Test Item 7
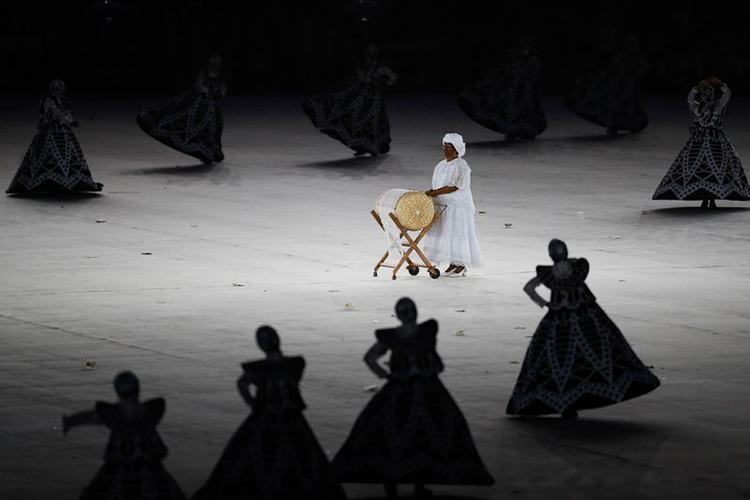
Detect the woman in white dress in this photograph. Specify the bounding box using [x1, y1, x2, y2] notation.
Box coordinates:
[424, 133, 481, 277]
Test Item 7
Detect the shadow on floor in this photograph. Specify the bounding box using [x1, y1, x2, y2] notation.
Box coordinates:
[508, 416, 671, 442]
[122, 162, 240, 186]
[642, 206, 750, 217]
[468, 133, 635, 150]
[5, 192, 102, 203]
[295, 154, 388, 179]
[297, 155, 388, 169]
[131, 163, 216, 175]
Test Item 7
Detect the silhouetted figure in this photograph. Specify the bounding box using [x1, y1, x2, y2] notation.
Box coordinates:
[458, 36, 547, 140]
[61, 371, 186, 500]
[566, 35, 649, 135]
[652, 77, 750, 207]
[137, 54, 226, 164]
[507, 240, 660, 419]
[304, 43, 396, 156]
[192, 326, 347, 500]
[7, 79, 102, 194]
[333, 298, 494, 498]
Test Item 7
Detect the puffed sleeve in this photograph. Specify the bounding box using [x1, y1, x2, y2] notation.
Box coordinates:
[536, 265, 553, 287]
[569, 258, 590, 284]
[143, 398, 166, 427]
[451, 160, 471, 190]
[288, 356, 306, 381]
[421, 319, 438, 339]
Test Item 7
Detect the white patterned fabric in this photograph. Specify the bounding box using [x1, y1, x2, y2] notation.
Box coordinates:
[423, 158, 481, 266]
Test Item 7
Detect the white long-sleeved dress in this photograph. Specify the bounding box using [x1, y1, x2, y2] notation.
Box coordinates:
[423, 158, 482, 267]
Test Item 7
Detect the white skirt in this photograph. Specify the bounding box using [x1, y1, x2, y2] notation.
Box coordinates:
[423, 204, 482, 267]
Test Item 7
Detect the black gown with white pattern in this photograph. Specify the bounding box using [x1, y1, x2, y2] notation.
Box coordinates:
[79, 398, 186, 500]
[458, 49, 547, 139]
[303, 62, 392, 155]
[6, 95, 102, 194]
[507, 258, 660, 416]
[653, 85, 750, 201]
[192, 357, 347, 500]
[566, 50, 648, 133]
[332, 320, 494, 486]
[137, 69, 225, 163]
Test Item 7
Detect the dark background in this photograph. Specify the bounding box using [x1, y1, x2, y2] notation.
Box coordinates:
[1, 0, 748, 95]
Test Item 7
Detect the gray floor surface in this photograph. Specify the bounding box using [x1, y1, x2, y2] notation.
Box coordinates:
[1, 94, 749, 499]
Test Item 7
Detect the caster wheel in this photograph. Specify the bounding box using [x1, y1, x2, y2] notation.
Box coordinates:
[428, 268, 440, 279]
[392, 275, 397, 280]
[373, 271, 378, 277]
[407, 265, 419, 276]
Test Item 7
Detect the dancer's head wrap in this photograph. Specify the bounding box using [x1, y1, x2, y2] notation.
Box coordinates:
[442, 132, 466, 158]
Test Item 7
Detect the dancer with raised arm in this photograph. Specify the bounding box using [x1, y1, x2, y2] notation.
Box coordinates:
[653, 77, 750, 207]
[61, 371, 185, 500]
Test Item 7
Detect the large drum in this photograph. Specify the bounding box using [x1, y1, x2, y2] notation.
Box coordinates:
[375, 189, 435, 231]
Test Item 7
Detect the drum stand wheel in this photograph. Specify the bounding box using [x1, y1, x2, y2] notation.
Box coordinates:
[370, 207, 444, 280]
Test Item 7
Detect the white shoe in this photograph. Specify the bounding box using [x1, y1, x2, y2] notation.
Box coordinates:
[448, 266, 466, 277]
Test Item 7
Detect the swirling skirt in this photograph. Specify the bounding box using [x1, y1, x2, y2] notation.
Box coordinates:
[138, 92, 224, 163]
[304, 79, 390, 154]
[192, 412, 346, 500]
[507, 302, 660, 415]
[333, 376, 494, 485]
[458, 69, 547, 138]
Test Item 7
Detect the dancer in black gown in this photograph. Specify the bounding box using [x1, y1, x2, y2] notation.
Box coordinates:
[458, 36, 547, 140]
[304, 43, 396, 156]
[507, 240, 660, 419]
[566, 34, 649, 135]
[62, 371, 186, 500]
[137, 54, 226, 164]
[652, 77, 750, 207]
[192, 326, 346, 500]
[7, 79, 102, 194]
[333, 298, 494, 498]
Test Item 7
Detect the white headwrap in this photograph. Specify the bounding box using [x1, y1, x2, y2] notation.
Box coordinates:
[442, 132, 466, 158]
